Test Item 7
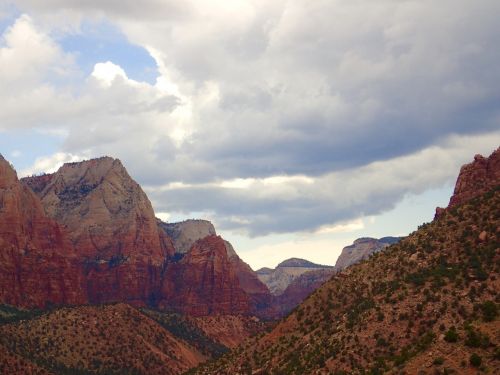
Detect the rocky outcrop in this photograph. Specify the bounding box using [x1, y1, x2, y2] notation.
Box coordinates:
[436, 147, 500, 217]
[22, 157, 174, 306]
[158, 219, 216, 254]
[333, 237, 401, 271]
[160, 235, 251, 316]
[256, 258, 333, 295]
[0, 155, 86, 308]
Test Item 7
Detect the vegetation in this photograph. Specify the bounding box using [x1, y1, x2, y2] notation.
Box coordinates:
[190, 186, 500, 374]
[0, 304, 203, 375]
[141, 309, 229, 357]
[0, 304, 44, 325]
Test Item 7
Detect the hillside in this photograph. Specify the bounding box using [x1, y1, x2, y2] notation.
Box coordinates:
[0, 304, 207, 374]
[269, 238, 401, 316]
[189, 150, 500, 374]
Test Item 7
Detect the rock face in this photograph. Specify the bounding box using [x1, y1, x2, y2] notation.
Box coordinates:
[160, 235, 251, 316]
[274, 268, 335, 316]
[22, 157, 174, 306]
[256, 258, 333, 295]
[158, 219, 216, 255]
[227, 242, 273, 316]
[14, 156, 271, 316]
[0, 155, 86, 308]
[436, 147, 500, 217]
[333, 237, 401, 271]
[158, 220, 272, 316]
[448, 147, 500, 207]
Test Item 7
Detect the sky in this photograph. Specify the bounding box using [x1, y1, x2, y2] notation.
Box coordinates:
[1, 1, 499, 270]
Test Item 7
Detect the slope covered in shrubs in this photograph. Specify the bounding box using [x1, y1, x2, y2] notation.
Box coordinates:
[190, 186, 499, 374]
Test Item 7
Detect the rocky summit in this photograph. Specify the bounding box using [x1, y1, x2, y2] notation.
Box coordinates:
[22, 157, 174, 306]
[436, 147, 500, 218]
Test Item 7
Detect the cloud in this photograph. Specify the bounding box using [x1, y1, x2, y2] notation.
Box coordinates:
[20, 152, 86, 176]
[145, 132, 500, 235]
[4, 1, 500, 237]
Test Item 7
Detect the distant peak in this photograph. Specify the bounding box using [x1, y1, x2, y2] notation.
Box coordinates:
[352, 237, 377, 244]
[277, 258, 332, 268]
[256, 267, 273, 274]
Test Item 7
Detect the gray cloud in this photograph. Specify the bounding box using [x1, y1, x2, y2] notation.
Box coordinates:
[146, 133, 500, 235]
[4, 1, 500, 235]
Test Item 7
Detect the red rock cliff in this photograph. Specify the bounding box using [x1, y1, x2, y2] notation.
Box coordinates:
[448, 147, 500, 208]
[0, 155, 86, 307]
[160, 235, 251, 315]
[22, 157, 174, 306]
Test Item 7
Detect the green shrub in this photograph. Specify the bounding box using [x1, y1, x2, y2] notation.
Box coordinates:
[444, 327, 459, 343]
[469, 353, 482, 367]
[433, 357, 444, 365]
[465, 327, 490, 348]
[479, 301, 497, 322]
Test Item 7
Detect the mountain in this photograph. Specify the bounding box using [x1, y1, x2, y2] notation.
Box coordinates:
[160, 235, 252, 315]
[334, 236, 402, 272]
[190, 148, 500, 374]
[274, 268, 335, 316]
[18, 156, 272, 316]
[160, 235, 271, 316]
[22, 157, 174, 306]
[157, 223, 272, 316]
[0, 155, 86, 308]
[261, 239, 401, 316]
[0, 301, 266, 375]
[256, 258, 333, 296]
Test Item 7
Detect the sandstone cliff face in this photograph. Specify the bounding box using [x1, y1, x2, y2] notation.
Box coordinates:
[333, 237, 400, 271]
[448, 147, 500, 208]
[223, 241, 273, 315]
[158, 220, 272, 316]
[435, 147, 500, 218]
[160, 235, 251, 316]
[256, 258, 333, 296]
[0, 155, 86, 308]
[158, 219, 216, 254]
[18, 156, 271, 316]
[22, 157, 174, 305]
